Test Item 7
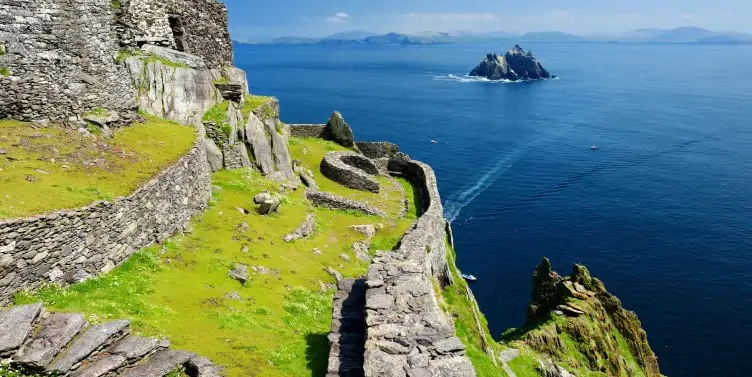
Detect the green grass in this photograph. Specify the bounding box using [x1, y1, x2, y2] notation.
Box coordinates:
[242, 95, 274, 120]
[213, 77, 231, 85]
[203, 101, 230, 124]
[14, 136, 418, 377]
[0, 116, 195, 219]
[84, 107, 110, 117]
[0, 67, 9, 77]
[115, 50, 189, 68]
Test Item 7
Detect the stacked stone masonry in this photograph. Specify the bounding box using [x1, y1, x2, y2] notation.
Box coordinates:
[0, 139, 212, 305]
[0, 303, 223, 376]
[321, 152, 381, 193]
[0, 0, 136, 122]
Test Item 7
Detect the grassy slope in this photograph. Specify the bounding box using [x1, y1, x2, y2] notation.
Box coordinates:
[0, 117, 195, 219]
[14, 138, 416, 377]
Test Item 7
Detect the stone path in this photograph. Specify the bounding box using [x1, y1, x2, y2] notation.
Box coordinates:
[327, 279, 366, 377]
[499, 349, 520, 377]
[0, 303, 222, 377]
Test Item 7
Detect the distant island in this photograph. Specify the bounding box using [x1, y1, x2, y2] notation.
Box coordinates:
[469, 45, 554, 81]
[236, 26, 752, 46]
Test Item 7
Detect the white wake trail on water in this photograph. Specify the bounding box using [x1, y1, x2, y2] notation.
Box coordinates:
[444, 152, 521, 224]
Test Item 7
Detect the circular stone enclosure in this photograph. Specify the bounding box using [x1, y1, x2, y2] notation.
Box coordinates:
[320, 152, 380, 193]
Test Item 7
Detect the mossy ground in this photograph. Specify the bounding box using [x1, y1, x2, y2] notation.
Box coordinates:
[15, 138, 416, 377]
[0, 116, 195, 219]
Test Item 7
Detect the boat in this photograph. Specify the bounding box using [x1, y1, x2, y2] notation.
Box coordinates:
[461, 274, 478, 282]
[431, 139, 438, 144]
[590, 145, 599, 151]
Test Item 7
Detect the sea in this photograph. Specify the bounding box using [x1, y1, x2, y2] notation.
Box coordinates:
[235, 42, 752, 376]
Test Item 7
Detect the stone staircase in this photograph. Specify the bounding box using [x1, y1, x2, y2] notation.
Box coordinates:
[0, 304, 222, 377]
[327, 279, 366, 377]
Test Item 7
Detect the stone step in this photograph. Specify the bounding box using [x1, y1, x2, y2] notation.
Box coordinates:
[49, 319, 131, 373]
[69, 354, 127, 377]
[118, 349, 194, 377]
[109, 335, 170, 361]
[0, 303, 43, 357]
[14, 312, 88, 368]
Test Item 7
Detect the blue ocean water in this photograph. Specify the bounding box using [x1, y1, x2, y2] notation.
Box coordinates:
[235, 43, 752, 376]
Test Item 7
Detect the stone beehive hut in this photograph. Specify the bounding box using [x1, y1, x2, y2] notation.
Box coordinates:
[0, 0, 233, 123]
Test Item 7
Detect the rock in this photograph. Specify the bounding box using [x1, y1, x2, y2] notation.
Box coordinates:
[256, 196, 280, 215]
[14, 313, 88, 368]
[499, 348, 520, 363]
[118, 349, 195, 377]
[186, 355, 224, 377]
[214, 83, 244, 102]
[434, 337, 466, 354]
[305, 190, 386, 217]
[350, 225, 376, 239]
[253, 192, 272, 204]
[312, 248, 322, 255]
[49, 320, 130, 373]
[203, 138, 224, 172]
[0, 148, 6, 155]
[299, 170, 318, 190]
[353, 241, 371, 262]
[229, 264, 249, 284]
[325, 267, 343, 282]
[340, 253, 351, 262]
[427, 357, 477, 377]
[264, 118, 296, 181]
[356, 141, 400, 159]
[244, 112, 276, 175]
[225, 292, 242, 301]
[537, 360, 576, 377]
[251, 266, 270, 275]
[0, 303, 43, 356]
[321, 151, 380, 193]
[469, 45, 554, 81]
[109, 335, 169, 360]
[283, 213, 316, 242]
[69, 355, 127, 377]
[324, 111, 356, 148]
[141, 44, 207, 69]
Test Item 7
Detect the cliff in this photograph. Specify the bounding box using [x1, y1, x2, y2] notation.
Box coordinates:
[469, 45, 554, 81]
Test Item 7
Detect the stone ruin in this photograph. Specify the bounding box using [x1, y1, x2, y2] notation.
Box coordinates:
[0, 0, 233, 123]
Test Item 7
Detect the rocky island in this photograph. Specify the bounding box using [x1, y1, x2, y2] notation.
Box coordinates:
[469, 45, 555, 81]
[0, 2, 657, 377]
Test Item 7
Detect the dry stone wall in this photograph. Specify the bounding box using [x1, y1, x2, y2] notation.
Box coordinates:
[0, 139, 212, 305]
[361, 158, 473, 377]
[117, 0, 233, 68]
[0, 0, 136, 122]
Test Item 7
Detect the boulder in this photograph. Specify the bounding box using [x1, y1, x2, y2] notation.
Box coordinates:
[253, 192, 272, 205]
[229, 264, 249, 284]
[469, 45, 554, 81]
[349, 225, 376, 239]
[324, 111, 356, 148]
[203, 138, 224, 172]
[0, 303, 43, 356]
[257, 198, 280, 215]
[283, 213, 316, 242]
[244, 113, 276, 175]
[141, 44, 207, 70]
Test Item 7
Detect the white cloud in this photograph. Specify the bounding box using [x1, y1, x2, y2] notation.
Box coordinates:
[325, 12, 350, 24]
[681, 13, 694, 20]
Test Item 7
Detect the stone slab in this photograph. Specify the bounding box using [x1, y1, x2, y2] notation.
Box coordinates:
[109, 335, 169, 360]
[14, 313, 87, 368]
[49, 320, 130, 373]
[0, 304, 43, 356]
[118, 349, 194, 377]
[70, 354, 127, 377]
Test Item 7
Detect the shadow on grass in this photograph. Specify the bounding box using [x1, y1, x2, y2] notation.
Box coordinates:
[305, 332, 330, 377]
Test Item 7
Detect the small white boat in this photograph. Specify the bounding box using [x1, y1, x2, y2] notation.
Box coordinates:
[461, 274, 478, 282]
[590, 145, 599, 151]
[431, 139, 438, 144]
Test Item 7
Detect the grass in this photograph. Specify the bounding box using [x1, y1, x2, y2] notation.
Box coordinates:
[0, 116, 195, 219]
[14, 136, 418, 377]
[242, 95, 274, 121]
[213, 77, 231, 85]
[0, 67, 9, 77]
[115, 50, 189, 68]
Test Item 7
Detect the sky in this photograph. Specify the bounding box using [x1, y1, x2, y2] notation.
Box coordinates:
[224, 0, 751, 40]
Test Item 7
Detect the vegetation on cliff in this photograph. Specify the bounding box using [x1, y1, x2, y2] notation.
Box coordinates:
[0, 116, 195, 219]
[14, 138, 417, 377]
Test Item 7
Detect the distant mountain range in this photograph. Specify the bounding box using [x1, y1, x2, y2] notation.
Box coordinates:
[234, 27, 752, 46]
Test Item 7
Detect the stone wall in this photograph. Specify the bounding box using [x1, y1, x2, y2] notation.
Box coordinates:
[321, 152, 381, 193]
[0, 0, 136, 122]
[117, 0, 233, 68]
[361, 158, 474, 377]
[0, 139, 212, 305]
[289, 124, 327, 138]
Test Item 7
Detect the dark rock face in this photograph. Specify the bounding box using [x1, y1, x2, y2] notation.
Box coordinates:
[325, 112, 356, 148]
[469, 45, 554, 81]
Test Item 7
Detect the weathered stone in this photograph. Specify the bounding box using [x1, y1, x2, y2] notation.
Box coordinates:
[244, 112, 276, 174]
[229, 264, 249, 284]
[109, 335, 169, 360]
[306, 191, 386, 218]
[49, 320, 130, 373]
[469, 45, 554, 81]
[118, 350, 194, 377]
[14, 313, 88, 368]
[350, 225, 377, 239]
[0, 304, 43, 356]
[203, 138, 224, 172]
[284, 214, 316, 242]
[142, 45, 207, 70]
[69, 355, 127, 377]
[186, 355, 224, 377]
[257, 198, 281, 215]
[325, 112, 356, 148]
[434, 337, 466, 354]
[427, 357, 477, 377]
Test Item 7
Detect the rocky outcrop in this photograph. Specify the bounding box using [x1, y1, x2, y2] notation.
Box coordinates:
[284, 214, 316, 243]
[518, 260, 661, 377]
[321, 152, 381, 193]
[325, 112, 356, 148]
[141, 45, 207, 69]
[0, 304, 222, 376]
[469, 45, 554, 81]
[0, 139, 211, 305]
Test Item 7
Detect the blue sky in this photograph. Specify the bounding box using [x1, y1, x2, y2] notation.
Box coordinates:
[224, 0, 749, 40]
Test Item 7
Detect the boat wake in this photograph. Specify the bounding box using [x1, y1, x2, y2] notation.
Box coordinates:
[432, 74, 515, 84]
[444, 152, 520, 224]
